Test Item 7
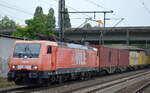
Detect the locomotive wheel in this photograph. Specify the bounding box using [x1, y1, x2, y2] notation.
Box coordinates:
[85, 72, 91, 80]
[50, 76, 56, 84]
[58, 76, 63, 84]
[115, 69, 121, 73]
[14, 78, 23, 85]
[14, 81, 22, 85]
[100, 70, 108, 75]
[80, 72, 91, 80]
[80, 72, 85, 80]
[88, 72, 92, 79]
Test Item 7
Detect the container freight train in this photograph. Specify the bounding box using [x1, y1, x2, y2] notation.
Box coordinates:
[7, 41, 150, 85]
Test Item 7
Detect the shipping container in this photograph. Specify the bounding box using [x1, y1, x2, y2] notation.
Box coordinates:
[144, 55, 150, 65]
[138, 53, 145, 65]
[118, 50, 129, 66]
[97, 46, 118, 67]
[129, 52, 139, 66]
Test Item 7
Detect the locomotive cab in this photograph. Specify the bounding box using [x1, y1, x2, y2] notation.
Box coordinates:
[7, 41, 56, 85]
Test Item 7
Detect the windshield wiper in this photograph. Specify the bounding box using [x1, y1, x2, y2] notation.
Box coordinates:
[24, 45, 34, 58]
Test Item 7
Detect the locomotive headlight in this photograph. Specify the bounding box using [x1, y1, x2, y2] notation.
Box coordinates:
[12, 65, 15, 69]
[31, 66, 38, 70]
[12, 65, 17, 69]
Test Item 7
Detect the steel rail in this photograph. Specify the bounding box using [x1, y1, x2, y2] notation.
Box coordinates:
[64, 70, 150, 93]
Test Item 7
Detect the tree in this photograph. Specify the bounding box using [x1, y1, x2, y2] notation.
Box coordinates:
[34, 6, 43, 16]
[26, 14, 55, 39]
[12, 7, 56, 40]
[12, 14, 55, 39]
[48, 8, 56, 28]
[11, 26, 31, 39]
[64, 8, 71, 28]
[83, 23, 92, 28]
[0, 16, 16, 30]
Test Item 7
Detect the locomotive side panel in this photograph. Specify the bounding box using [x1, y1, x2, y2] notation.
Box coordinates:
[55, 47, 98, 71]
[56, 47, 74, 69]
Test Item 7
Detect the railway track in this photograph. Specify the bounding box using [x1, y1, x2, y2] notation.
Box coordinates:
[133, 82, 150, 93]
[0, 85, 59, 93]
[63, 70, 150, 93]
[0, 69, 150, 93]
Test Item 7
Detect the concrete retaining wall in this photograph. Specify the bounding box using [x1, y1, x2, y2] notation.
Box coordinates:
[0, 37, 17, 77]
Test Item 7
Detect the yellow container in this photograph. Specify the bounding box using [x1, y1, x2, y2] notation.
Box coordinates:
[138, 53, 145, 65]
[129, 52, 139, 66]
[144, 55, 150, 64]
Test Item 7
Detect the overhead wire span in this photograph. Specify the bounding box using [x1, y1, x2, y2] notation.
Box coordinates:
[0, 2, 32, 16]
[141, 1, 150, 14]
[38, 0, 56, 7]
[0, 0, 33, 16]
[53, 0, 91, 18]
[0, 9, 24, 22]
[85, 0, 112, 11]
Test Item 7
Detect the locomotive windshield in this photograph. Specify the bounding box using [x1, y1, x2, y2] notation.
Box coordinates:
[13, 43, 41, 58]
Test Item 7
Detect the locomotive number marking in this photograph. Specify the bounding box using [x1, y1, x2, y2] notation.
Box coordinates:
[74, 52, 86, 65]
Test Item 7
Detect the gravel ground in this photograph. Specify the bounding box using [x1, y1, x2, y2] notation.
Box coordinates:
[0, 78, 15, 88]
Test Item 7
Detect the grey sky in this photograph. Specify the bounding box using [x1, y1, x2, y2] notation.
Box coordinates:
[0, 0, 150, 27]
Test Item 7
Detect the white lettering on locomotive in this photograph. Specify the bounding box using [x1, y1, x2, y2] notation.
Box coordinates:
[74, 52, 86, 65]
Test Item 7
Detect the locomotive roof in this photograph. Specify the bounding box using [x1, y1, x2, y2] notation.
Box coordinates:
[57, 42, 97, 51]
[15, 40, 97, 51]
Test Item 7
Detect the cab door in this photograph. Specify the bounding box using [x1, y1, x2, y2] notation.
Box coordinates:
[42, 45, 52, 70]
[42, 45, 57, 71]
[51, 46, 57, 70]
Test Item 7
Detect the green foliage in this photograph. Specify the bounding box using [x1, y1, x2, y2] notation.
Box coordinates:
[26, 14, 55, 39]
[34, 6, 43, 16]
[0, 16, 16, 30]
[11, 26, 31, 39]
[48, 8, 56, 28]
[83, 23, 92, 28]
[64, 8, 71, 28]
[12, 7, 56, 40]
[12, 14, 55, 39]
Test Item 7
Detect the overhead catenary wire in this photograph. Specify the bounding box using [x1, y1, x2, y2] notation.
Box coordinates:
[85, 0, 112, 11]
[1, 0, 33, 14]
[0, 3, 32, 16]
[139, 0, 150, 14]
[0, 0, 30, 23]
[53, 0, 92, 18]
[38, 0, 56, 7]
[85, 0, 130, 27]
[0, 11, 24, 22]
[0, 9, 25, 25]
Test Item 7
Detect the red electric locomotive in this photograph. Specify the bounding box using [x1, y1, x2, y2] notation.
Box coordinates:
[8, 41, 98, 85]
